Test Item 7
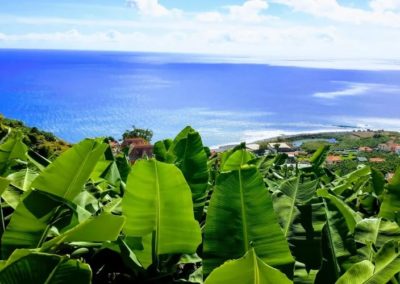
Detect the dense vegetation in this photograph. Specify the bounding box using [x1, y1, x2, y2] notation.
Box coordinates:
[1, 124, 400, 283]
[0, 114, 70, 159]
[122, 125, 154, 142]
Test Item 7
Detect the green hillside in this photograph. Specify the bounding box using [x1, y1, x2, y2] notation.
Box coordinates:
[0, 114, 70, 159]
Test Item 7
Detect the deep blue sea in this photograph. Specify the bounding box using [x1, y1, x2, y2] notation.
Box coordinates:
[1, 49, 400, 146]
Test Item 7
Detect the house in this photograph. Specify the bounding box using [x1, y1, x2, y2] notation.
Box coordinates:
[386, 172, 395, 182]
[121, 137, 148, 148]
[122, 137, 153, 163]
[357, 157, 368, 163]
[369, 157, 385, 163]
[246, 144, 260, 152]
[326, 155, 342, 165]
[268, 142, 292, 153]
[378, 143, 391, 152]
[378, 142, 400, 153]
[358, 146, 373, 153]
[128, 144, 153, 162]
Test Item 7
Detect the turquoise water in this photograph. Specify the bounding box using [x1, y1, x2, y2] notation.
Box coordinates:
[1, 49, 400, 146]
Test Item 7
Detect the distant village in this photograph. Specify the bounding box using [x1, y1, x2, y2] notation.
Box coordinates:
[212, 130, 400, 182]
[110, 130, 400, 182]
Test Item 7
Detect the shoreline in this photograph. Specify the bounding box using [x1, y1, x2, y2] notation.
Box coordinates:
[210, 128, 400, 150]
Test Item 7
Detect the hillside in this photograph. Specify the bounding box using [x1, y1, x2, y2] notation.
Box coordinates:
[0, 114, 70, 159]
[256, 130, 400, 175]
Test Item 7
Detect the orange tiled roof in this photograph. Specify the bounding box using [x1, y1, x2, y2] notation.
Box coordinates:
[327, 155, 342, 162]
[358, 146, 373, 152]
[369, 157, 385, 163]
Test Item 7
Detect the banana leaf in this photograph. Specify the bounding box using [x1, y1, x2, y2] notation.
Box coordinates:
[0, 250, 91, 284]
[203, 165, 293, 276]
[123, 159, 201, 257]
[204, 248, 292, 284]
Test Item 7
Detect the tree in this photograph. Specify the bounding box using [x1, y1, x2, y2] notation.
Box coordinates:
[122, 125, 153, 142]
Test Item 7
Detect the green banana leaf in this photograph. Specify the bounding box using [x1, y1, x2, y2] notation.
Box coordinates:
[0, 132, 28, 176]
[153, 139, 173, 162]
[0, 177, 9, 196]
[0, 250, 91, 284]
[318, 188, 362, 233]
[1, 190, 64, 258]
[276, 176, 319, 237]
[221, 149, 255, 172]
[203, 165, 293, 276]
[7, 168, 38, 192]
[379, 166, 400, 221]
[42, 212, 125, 251]
[2, 139, 106, 257]
[272, 192, 325, 270]
[170, 128, 209, 221]
[315, 190, 360, 284]
[355, 218, 400, 249]
[371, 168, 385, 196]
[32, 139, 107, 202]
[331, 166, 371, 195]
[310, 145, 329, 169]
[219, 143, 247, 170]
[368, 240, 400, 283]
[204, 248, 292, 284]
[153, 127, 209, 221]
[1, 190, 90, 258]
[123, 159, 201, 256]
[293, 262, 318, 284]
[336, 240, 400, 284]
[1, 186, 22, 209]
[336, 260, 374, 284]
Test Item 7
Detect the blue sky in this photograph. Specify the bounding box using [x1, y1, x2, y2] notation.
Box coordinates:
[1, 0, 400, 66]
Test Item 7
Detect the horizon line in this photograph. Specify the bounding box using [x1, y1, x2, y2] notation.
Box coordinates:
[2, 47, 400, 71]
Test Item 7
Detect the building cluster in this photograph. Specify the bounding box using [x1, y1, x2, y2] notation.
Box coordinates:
[377, 142, 400, 154]
[109, 137, 153, 163]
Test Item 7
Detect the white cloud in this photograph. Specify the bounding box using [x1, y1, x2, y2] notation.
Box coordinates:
[271, 0, 400, 27]
[332, 116, 400, 130]
[196, 0, 270, 23]
[126, 0, 181, 17]
[227, 0, 269, 22]
[370, 0, 400, 12]
[313, 82, 400, 99]
[2, 1, 400, 65]
[196, 12, 223, 22]
[314, 83, 371, 99]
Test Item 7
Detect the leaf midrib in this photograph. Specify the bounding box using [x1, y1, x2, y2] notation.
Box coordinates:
[323, 199, 341, 279]
[153, 160, 161, 256]
[252, 249, 260, 284]
[239, 151, 249, 252]
[284, 177, 299, 237]
[44, 257, 63, 284]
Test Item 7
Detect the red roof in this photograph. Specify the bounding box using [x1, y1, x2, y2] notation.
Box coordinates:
[327, 155, 342, 162]
[369, 157, 385, 163]
[121, 137, 148, 148]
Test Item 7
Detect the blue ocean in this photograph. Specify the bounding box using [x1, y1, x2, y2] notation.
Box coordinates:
[1, 49, 400, 146]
